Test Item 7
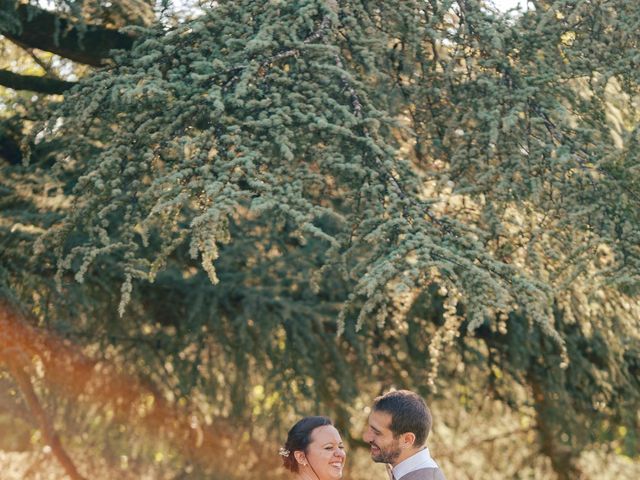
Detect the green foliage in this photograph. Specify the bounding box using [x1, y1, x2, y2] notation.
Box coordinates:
[1, 0, 639, 478]
[42, 0, 556, 341]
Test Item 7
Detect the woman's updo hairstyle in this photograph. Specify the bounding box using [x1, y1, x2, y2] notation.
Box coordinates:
[281, 416, 333, 473]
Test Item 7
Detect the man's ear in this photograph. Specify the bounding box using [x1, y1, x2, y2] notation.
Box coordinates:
[294, 450, 307, 466]
[401, 432, 416, 448]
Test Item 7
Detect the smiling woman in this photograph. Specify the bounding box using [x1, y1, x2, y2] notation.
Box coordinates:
[281, 416, 346, 480]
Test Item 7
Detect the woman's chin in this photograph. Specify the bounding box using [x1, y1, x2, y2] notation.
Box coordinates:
[329, 465, 344, 478]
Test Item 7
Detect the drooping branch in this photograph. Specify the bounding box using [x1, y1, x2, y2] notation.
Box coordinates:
[0, 1, 134, 66]
[0, 69, 76, 94]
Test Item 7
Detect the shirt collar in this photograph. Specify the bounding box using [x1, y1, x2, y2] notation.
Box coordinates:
[391, 447, 439, 480]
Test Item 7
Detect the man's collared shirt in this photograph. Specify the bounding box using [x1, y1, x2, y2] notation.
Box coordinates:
[390, 448, 439, 480]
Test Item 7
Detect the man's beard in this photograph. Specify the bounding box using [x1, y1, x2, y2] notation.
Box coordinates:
[370, 443, 401, 464]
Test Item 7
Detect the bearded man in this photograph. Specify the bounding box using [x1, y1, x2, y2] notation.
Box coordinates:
[363, 390, 446, 480]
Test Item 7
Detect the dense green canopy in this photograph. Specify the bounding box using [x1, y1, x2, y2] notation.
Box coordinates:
[1, 1, 639, 479]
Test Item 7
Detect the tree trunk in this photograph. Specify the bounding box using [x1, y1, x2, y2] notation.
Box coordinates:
[530, 378, 587, 480]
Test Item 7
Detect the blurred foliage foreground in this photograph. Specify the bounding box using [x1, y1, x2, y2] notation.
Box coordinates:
[1, 0, 640, 478]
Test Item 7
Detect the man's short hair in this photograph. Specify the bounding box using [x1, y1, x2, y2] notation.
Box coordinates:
[372, 389, 432, 446]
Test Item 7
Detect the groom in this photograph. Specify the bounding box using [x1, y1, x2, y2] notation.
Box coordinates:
[363, 390, 446, 480]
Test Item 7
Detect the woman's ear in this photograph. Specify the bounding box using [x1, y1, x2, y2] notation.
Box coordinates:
[294, 450, 307, 466]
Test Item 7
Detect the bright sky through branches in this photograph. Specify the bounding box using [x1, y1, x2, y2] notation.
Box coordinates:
[491, 0, 528, 12]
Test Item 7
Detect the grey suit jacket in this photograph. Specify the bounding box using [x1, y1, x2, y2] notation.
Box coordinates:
[397, 467, 446, 480]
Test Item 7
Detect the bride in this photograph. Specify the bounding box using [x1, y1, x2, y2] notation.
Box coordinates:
[280, 416, 347, 480]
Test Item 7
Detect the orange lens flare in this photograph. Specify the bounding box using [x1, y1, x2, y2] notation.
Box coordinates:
[0, 300, 230, 475]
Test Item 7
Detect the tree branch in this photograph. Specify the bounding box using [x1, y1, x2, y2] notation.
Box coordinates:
[9, 364, 87, 480]
[0, 69, 76, 94]
[0, 1, 134, 66]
